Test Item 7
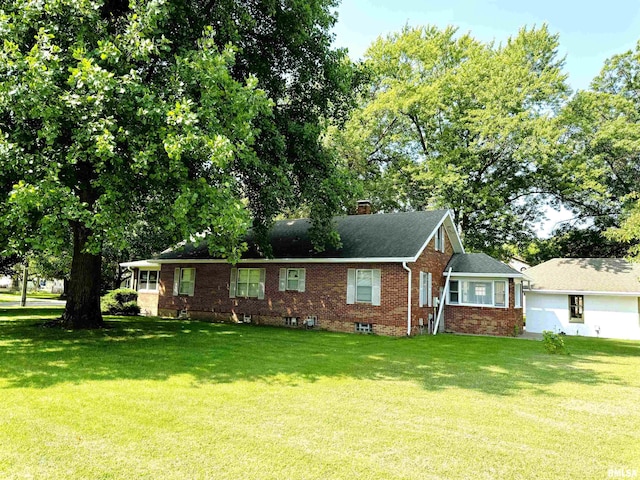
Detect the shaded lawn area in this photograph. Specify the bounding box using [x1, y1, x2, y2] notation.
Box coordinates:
[0, 291, 63, 302]
[1, 307, 639, 479]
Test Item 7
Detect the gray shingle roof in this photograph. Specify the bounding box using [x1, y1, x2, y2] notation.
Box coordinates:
[157, 210, 452, 261]
[446, 253, 521, 276]
[525, 258, 640, 293]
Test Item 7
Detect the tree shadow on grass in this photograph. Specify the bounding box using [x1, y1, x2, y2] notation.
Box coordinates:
[0, 308, 635, 395]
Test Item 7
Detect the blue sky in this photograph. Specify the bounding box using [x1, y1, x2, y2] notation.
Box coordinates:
[332, 1, 640, 235]
[332, 0, 640, 91]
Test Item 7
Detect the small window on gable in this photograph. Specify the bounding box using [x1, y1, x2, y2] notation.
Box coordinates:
[434, 225, 445, 252]
[138, 270, 159, 292]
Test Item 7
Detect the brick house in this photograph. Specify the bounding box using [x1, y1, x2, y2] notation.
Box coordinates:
[122, 206, 524, 336]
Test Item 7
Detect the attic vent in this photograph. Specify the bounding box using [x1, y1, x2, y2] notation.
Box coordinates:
[242, 314, 252, 324]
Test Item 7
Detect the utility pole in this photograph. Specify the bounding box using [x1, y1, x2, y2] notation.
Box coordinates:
[20, 265, 28, 307]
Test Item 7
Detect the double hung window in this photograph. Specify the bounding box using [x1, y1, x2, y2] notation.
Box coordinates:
[138, 270, 159, 291]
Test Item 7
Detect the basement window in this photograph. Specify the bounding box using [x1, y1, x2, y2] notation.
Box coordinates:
[355, 322, 373, 334]
[284, 317, 299, 326]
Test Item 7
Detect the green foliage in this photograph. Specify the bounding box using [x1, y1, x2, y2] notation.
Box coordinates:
[521, 225, 634, 265]
[332, 24, 570, 257]
[0, 0, 268, 259]
[552, 41, 640, 260]
[542, 330, 568, 354]
[100, 288, 140, 316]
[607, 198, 640, 260]
[0, 0, 356, 326]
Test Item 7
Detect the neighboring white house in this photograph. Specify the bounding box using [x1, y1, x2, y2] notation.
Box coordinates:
[524, 258, 640, 340]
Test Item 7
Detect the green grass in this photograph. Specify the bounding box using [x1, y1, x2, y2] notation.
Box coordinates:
[0, 291, 63, 302]
[1, 307, 639, 479]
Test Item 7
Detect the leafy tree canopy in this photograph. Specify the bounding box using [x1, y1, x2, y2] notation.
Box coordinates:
[553, 41, 640, 260]
[0, 0, 354, 328]
[329, 24, 570, 258]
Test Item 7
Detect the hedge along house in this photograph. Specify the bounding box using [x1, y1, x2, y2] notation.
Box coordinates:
[121, 206, 524, 336]
[524, 258, 640, 340]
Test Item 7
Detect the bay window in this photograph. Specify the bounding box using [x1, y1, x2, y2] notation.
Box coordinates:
[448, 279, 508, 308]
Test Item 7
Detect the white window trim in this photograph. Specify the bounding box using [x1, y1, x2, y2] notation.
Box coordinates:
[419, 271, 432, 308]
[230, 267, 266, 299]
[434, 225, 445, 252]
[514, 282, 522, 309]
[447, 278, 510, 309]
[173, 267, 195, 297]
[138, 269, 160, 293]
[347, 268, 381, 306]
[279, 268, 306, 292]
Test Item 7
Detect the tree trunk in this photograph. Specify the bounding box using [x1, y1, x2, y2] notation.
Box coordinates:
[61, 223, 104, 329]
[61, 278, 69, 298]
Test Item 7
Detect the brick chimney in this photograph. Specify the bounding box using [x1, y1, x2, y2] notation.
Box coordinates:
[356, 200, 372, 215]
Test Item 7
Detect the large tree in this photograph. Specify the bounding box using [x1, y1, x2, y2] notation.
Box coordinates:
[553, 41, 640, 259]
[331, 25, 570, 257]
[0, 0, 353, 328]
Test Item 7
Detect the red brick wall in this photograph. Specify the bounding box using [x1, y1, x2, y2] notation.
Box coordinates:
[444, 278, 524, 336]
[407, 229, 455, 335]
[157, 262, 409, 336]
[138, 221, 522, 337]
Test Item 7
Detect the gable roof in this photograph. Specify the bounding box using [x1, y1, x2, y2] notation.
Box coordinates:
[152, 210, 464, 263]
[525, 258, 640, 294]
[446, 253, 522, 277]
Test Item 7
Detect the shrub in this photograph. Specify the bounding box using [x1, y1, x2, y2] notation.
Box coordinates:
[101, 288, 140, 316]
[542, 330, 568, 354]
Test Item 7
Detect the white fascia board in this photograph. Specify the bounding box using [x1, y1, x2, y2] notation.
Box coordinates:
[411, 210, 465, 261]
[524, 288, 640, 297]
[119, 260, 161, 269]
[447, 272, 523, 279]
[151, 257, 414, 264]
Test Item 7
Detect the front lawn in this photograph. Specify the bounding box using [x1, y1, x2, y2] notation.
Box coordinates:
[0, 291, 63, 302]
[1, 307, 638, 479]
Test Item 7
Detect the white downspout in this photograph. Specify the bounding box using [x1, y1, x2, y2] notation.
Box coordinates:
[402, 262, 412, 336]
[433, 267, 453, 335]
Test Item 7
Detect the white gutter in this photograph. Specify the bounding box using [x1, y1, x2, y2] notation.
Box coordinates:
[146, 256, 415, 265]
[402, 261, 412, 336]
[446, 272, 523, 279]
[524, 288, 640, 297]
